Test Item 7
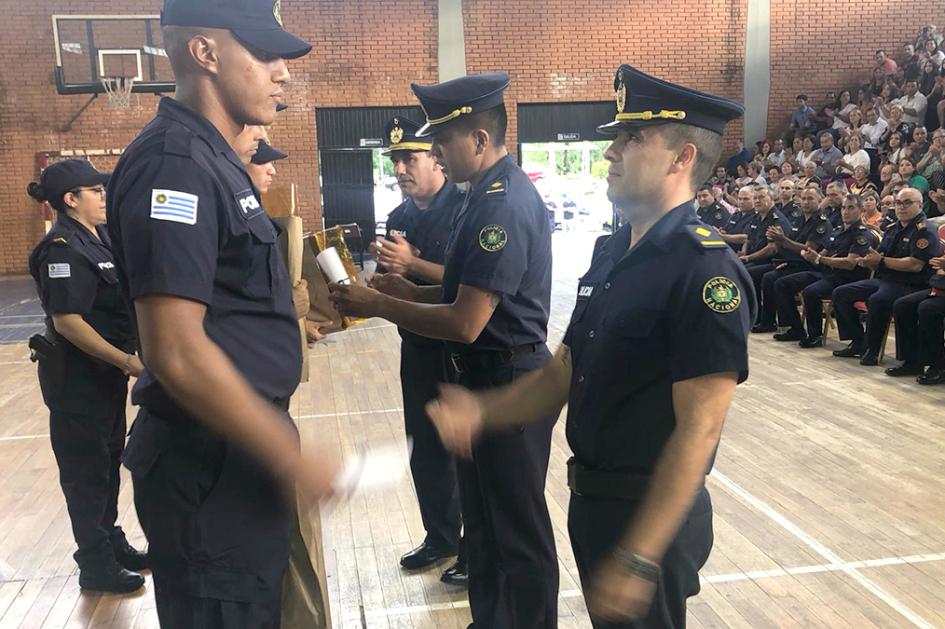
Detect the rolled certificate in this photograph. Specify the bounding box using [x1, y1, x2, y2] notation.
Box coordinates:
[316, 247, 351, 285]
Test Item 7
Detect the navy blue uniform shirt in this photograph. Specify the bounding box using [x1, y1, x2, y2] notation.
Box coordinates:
[29, 215, 134, 352]
[563, 203, 755, 472]
[107, 97, 301, 421]
[776, 212, 833, 264]
[744, 208, 792, 256]
[383, 182, 464, 346]
[821, 220, 874, 283]
[876, 213, 941, 286]
[779, 202, 804, 229]
[441, 155, 552, 353]
[696, 201, 729, 230]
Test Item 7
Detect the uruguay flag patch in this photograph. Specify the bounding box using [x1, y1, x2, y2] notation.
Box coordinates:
[48, 263, 71, 279]
[151, 189, 198, 225]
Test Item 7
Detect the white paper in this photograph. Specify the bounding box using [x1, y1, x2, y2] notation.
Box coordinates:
[332, 438, 412, 495]
[316, 247, 350, 284]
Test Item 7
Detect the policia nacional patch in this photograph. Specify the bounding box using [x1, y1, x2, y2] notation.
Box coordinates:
[703, 277, 741, 313]
[479, 224, 508, 252]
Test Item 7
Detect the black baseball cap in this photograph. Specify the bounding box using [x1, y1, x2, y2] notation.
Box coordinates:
[161, 0, 312, 60]
[36, 160, 109, 202]
[252, 141, 288, 165]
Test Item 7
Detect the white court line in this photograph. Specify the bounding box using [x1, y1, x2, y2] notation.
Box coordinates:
[0, 315, 42, 320]
[712, 470, 937, 629]
[0, 434, 49, 442]
[297, 408, 403, 420]
[361, 551, 945, 619]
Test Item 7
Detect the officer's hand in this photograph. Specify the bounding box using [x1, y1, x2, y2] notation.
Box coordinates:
[369, 273, 418, 301]
[125, 354, 145, 378]
[738, 255, 750, 264]
[766, 226, 785, 242]
[425, 384, 485, 459]
[859, 248, 882, 268]
[292, 452, 342, 502]
[587, 556, 658, 623]
[375, 234, 420, 276]
[930, 256, 944, 270]
[292, 280, 310, 319]
[800, 248, 818, 263]
[305, 319, 335, 345]
[328, 283, 383, 318]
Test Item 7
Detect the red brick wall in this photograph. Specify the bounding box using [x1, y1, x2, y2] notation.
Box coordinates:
[463, 0, 748, 160]
[5, 0, 932, 274]
[766, 1, 941, 141]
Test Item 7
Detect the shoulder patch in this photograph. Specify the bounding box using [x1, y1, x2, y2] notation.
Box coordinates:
[917, 238, 929, 250]
[479, 224, 508, 252]
[687, 225, 727, 249]
[856, 236, 869, 246]
[816, 225, 827, 234]
[703, 277, 741, 313]
[151, 189, 198, 225]
[48, 263, 71, 279]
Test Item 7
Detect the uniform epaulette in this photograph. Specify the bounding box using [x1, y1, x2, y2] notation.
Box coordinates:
[484, 177, 508, 196]
[687, 225, 728, 249]
[164, 126, 193, 157]
[917, 221, 927, 231]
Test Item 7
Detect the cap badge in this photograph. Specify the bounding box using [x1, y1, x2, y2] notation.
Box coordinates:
[273, 0, 283, 27]
[616, 72, 627, 114]
[390, 126, 404, 145]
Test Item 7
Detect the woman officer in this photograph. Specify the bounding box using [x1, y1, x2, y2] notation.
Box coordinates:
[26, 159, 147, 593]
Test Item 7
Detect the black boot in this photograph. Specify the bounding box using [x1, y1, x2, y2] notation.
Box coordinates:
[773, 327, 805, 342]
[918, 368, 945, 385]
[885, 363, 923, 377]
[400, 542, 455, 571]
[752, 322, 777, 334]
[833, 341, 863, 358]
[859, 350, 879, 366]
[440, 559, 468, 588]
[111, 537, 148, 572]
[78, 560, 145, 593]
[798, 335, 823, 348]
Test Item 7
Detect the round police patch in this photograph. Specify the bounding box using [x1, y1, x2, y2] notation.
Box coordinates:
[479, 224, 508, 252]
[703, 277, 741, 314]
[856, 236, 868, 246]
[816, 225, 826, 234]
[917, 238, 929, 250]
[715, 211, 723, 220]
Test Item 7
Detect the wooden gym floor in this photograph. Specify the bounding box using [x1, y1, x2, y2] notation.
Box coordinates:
[1, 230, 944, 628]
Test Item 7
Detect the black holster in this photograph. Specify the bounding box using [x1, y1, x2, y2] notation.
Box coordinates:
[30, 331, 66, 401]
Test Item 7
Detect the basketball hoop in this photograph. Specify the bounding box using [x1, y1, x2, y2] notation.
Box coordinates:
[100, 76, 138, 109]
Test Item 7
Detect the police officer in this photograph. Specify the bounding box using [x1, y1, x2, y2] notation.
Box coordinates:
[772, 192, 874, 347]
[831, 187, 942, 365]
[107, 2, 337, 626]
[371, 117, 467, 581]
[776, 179, 803, 229]
[426, 64, 752, 628]
[329, 72, 559, 628]
[821, 181, 847, 228]
[886, 254, 945, 383]
[739, 185, 792, 330]
[26, 160, 148, 593]
[694, 184, 729, 230]
[718, 185, 756, 252]
[755, 187, 834, 334]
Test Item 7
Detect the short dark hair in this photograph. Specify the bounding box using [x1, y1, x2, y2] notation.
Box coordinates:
[796, 94, 808, 101]
[844, 193, 864, 208]
[453, 104, 507, 146]
[697, 184, 714, 194]
[651, 123, 724, 190]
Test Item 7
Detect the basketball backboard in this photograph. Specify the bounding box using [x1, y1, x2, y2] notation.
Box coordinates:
[52, 15, 175, 95]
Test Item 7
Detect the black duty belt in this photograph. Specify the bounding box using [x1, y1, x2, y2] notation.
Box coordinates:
[567, 457, 651, 500]
[449, 343, 540, 374]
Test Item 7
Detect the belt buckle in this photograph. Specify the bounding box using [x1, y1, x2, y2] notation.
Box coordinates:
[450, 353, 464, 374]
